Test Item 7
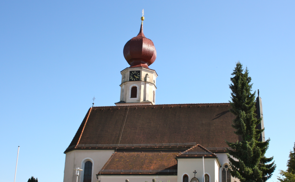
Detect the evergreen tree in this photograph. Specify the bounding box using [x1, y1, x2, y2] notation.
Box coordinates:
[227, 62, 275, 182]
[257, 140, 276, 181]
[28, 176, 38, 182]
[278, 171, 295, 182]
[259, 153, 276, 181]
[287, 144, 295, 174]
[278, 143, 295, 182]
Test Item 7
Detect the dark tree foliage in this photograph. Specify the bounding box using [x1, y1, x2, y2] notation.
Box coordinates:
[28, 176, 38, 182]
[287, 144, 295, 174]
[278, 144, 295, 182]
[278, 171, 295, 182]
[227, 62, 275, 182]
[259, 152, 276, 181]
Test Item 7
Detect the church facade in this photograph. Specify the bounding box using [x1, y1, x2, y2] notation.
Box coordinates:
[63, 16, 264, 182]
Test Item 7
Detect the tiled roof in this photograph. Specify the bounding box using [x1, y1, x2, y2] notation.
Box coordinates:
[99, 151, 178, 175]
[65, 103, 239, 153]
[177, 144, 217, 158]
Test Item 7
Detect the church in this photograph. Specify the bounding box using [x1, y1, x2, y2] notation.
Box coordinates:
[63, 14, 264, 182]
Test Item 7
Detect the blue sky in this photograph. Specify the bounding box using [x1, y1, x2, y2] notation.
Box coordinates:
[1, 1, 294, 182]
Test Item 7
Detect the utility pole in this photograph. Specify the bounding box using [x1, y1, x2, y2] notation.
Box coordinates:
[14, 146, 20, 182]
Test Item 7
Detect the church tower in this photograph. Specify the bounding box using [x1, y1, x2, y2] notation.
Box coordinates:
[116, 14, 158, 106]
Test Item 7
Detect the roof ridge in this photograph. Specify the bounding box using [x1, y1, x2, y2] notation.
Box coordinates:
[92, 103, 230, 109]
[177, 144, 200, 156]
[177, 144, 216, 157]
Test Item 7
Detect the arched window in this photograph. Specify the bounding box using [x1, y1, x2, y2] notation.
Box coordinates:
[131, 86, 137, 98]
[227, 170, 231, 182]
[83, 161, 92, 182]
[205, 174, 209, 182]
[183, 174, 188, 182]
[222, 168, 226, 182]
[222, 164, 231, 182]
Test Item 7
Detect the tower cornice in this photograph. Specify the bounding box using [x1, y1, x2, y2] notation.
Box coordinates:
[120, 81, 157, 89]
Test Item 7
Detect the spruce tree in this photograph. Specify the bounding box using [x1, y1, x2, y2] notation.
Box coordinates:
[278, 171, 295, 182]
[287, 144, 295, 174]
[227, 62, 275, 182]
[278, 143, 295, 182]
[258, 143, 276, 181]
[28, 176, 38, 182]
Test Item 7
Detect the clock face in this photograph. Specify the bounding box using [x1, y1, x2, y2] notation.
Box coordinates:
[129, 71, 140, 81]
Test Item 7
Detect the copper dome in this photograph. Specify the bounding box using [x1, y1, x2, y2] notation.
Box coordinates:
[123, 23, 157, 68]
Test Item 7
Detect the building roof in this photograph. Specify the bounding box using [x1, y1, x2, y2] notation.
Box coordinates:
[99, 151, 178, 175]
[65, 103, 239, 153]
[177, 144, 217, 158]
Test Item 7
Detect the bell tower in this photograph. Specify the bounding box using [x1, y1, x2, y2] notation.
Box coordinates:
[115, 12, 158, 106]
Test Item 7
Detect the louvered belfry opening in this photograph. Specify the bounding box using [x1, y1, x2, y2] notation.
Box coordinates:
[131, 86, 137, 98]
[83, 161, 92, 182]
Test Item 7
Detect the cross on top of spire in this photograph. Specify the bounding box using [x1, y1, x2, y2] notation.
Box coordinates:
[141, 9, 145, 23]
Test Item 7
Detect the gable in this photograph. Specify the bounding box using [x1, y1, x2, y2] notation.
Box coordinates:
[177, 144, 217, 158]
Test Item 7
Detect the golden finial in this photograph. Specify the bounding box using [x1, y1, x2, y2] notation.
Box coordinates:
[141, 9, 145, 23]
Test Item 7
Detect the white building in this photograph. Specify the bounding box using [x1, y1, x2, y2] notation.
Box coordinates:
[63, 16, 264, 182]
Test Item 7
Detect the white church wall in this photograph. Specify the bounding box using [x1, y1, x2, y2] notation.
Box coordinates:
[215, 160, 220, 182]
[177, 158, 219, 182]
[63, 150, 114, 182]
[215, 153, 228, 166]
[215, 153, 240, 182]
[99, 175, 177, 182]
[148, 83, 155, 103]
[145, 82, 149, 102]
[216, 153, 228, 182]
[140, 82, 145, 101]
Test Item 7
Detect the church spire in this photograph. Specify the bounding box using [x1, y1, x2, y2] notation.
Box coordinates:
[137, 21, 145, 37]
[116, 11, 158, 106]
[138, 9, 145, 37]
[123, 10, 157, 68]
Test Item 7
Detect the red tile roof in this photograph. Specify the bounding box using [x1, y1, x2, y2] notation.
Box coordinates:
[65, 103, 239, 153]
[177, 144, 217, 158]
[99, 151, 178, 175]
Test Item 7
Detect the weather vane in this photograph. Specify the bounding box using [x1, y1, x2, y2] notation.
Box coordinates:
[92, 97, 95, 107]
[141, 9, 145, 24]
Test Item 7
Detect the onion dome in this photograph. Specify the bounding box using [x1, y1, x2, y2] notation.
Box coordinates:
[123, 23, 157, 68]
